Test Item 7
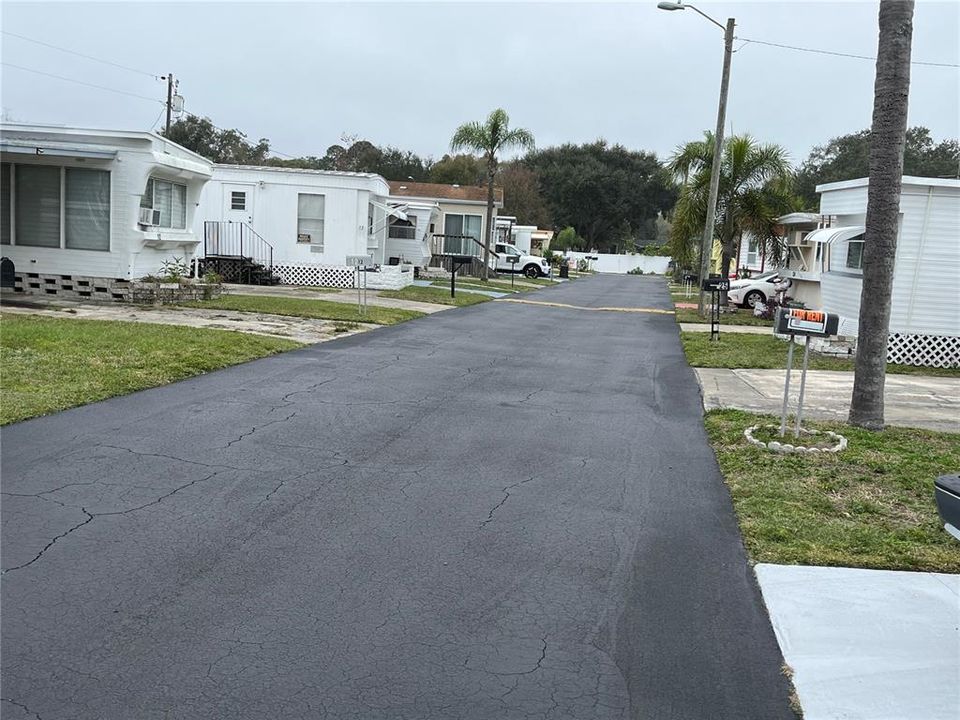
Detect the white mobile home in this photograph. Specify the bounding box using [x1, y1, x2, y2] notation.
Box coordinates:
[784, 176, 959, 367]
[1, 123, 212, 300]
[197, 165, 401, 287]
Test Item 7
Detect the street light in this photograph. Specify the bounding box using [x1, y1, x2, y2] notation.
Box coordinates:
[659, 1, 735, 316]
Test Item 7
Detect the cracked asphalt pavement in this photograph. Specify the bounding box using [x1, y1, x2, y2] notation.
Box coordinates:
[1, 275, 794, 719]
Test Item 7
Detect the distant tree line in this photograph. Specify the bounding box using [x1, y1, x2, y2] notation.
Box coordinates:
[164, 116, 957, 254]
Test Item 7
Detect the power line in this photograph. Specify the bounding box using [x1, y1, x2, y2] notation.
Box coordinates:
[1, 63, 164, 104]
[737, 37, 959, 69]
[1, 30, 160, 78]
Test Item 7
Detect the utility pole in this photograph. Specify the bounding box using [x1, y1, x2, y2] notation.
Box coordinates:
[164, 73, 174, 135]
[696, 17, 735, 315]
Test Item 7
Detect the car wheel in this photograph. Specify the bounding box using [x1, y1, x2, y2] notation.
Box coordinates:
[523, 264, 541, 278]
[744, 290, 765, 308]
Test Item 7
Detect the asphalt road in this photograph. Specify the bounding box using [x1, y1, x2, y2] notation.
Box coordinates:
[1, 275, 794, 719]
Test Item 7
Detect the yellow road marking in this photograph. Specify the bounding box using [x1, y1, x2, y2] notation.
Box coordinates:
[494, 298, 674, 314]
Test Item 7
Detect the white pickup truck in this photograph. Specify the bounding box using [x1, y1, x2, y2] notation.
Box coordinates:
[493, 243, 552, 278]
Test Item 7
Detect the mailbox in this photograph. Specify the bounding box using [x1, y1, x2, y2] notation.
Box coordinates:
[701, 276, 730, 292]
[775, 307, 840, 337]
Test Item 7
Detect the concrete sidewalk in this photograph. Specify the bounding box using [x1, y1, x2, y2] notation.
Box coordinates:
[756, 564, 960, 720]
[695, 367, 960, 432]
[679, 322, 772, 334]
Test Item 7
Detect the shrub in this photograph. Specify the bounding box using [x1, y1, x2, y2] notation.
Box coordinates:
[627, 267, 644, 275]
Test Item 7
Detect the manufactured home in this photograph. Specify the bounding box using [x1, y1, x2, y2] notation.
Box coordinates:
[388, 180, 503, 262]
[1, 123, 212, 300]
[196, 165, 412, 288]
[782, 176, 959, 367]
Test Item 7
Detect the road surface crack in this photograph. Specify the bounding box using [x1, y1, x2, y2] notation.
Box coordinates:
[479, 476, 537, 529]
[1, 697, 43, 719]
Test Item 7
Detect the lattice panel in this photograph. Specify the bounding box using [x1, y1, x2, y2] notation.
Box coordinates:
[273, 264, 354, 288]
[887, 333, 960, 368]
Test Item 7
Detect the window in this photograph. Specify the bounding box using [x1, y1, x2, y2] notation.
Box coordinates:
[16, 165, 62, 248]
[388, 218, 416, 240]
[230, 191, 246, 210]
[141, 177, 187, 229]
[747, 237, 759, 267]
[297, 193, 324, 249]
[1, 163, 10, 245]
[65, 168, 110, 250]
[444, 213, 482, 255]
[846, 240, 864, 270]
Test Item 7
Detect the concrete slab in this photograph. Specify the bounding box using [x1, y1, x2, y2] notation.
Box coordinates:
[695, 367, 960, 432]
[679, 322, 772, 334]
[221, 283, 449, 314]
[756, 563, 960, 720]
[0, 303, 372, 345]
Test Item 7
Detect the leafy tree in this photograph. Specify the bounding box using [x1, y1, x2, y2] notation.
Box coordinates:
[669, 132, 796, 280]
[429, 154, 486, 186]
[796, 126, 958, 207]
[552, 226, 586, 252]
[850, 0, 914, 431]
[451, 109, 536, 280]
[525, 140, 675, 252]
[164, 116, 270, 164]
[499, 162, 551, 228]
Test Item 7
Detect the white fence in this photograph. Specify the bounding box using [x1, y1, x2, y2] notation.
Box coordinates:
[558, 251, 671, 274]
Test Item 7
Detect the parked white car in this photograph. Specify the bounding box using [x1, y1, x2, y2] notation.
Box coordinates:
[494, 243, 552, 278]
[726, 270, 787, 308]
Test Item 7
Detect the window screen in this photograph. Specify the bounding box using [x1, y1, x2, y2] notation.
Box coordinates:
[16, 165, 61, 247]
[297, 194, 324, 249]
[145, 178, 187, 229]
[65, 168, 110, 251]
[846, 240, 864, 270]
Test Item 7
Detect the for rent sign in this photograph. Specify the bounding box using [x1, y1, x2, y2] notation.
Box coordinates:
[775, 308, 840, 337]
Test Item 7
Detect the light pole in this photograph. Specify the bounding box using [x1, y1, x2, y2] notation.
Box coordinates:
[658, 2, 735, 316]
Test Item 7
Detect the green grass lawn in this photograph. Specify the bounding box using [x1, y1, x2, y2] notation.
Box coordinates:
[675, 307, 774, 327]
[429, 278, 548, 293]
[377, 286, 491, 307]
[181, 294, 424, 325]
[706, 409, 960, 572]
[680, 331, 960, 377]
[0, 314, 301, 425]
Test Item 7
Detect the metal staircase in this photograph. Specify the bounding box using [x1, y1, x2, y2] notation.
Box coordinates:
[199, 221, 281, 285]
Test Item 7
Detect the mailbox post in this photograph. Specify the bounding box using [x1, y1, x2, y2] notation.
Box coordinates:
[774, 307, 840, 437]
[346, 254, 374, 315]
[506, 255, 519, 288]
[700, 275, 730, 340]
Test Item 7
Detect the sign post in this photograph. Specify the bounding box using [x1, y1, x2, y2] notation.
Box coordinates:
[507, 255, 519, 288]
[774, 307, 840, 438]
[700, 275, 730, 341]
[346, 255, 374, 316]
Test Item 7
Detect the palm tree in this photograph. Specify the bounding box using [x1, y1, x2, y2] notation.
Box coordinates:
[669, 133, 795, 286]
[451, 109, 535, 280]
[849, 0, 915, 430]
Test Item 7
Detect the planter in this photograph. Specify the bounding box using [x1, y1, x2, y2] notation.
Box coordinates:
[744, 424, 847, 455]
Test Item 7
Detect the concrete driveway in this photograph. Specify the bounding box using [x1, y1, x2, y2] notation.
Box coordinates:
[1, 275, 794, 719]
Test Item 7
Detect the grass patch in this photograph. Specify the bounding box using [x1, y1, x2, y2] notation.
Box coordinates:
[675, 307, 774, 327]
[706, 409, 960, 572]
[181, 294, 424, 325]
[0, 314, 301, 425]
[680, 331, 960, 377]
[377, 286, 491, 307]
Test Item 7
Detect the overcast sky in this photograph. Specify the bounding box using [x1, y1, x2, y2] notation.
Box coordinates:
[2, 1, 957, 167]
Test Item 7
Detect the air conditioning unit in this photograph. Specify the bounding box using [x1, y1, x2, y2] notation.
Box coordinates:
[139, 207, 161, 226]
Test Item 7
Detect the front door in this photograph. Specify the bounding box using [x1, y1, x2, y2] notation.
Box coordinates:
[223, 184, 254, 225]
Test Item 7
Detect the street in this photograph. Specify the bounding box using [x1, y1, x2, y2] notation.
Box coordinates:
[1, 275, 794, 719]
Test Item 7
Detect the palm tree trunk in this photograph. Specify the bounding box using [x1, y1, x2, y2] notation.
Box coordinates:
[483, 159, 495, 281]
[849, 0, 914, 430]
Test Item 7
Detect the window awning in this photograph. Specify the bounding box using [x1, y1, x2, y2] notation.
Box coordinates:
[804, 226, 864, 245]
[0, 142, 117, 160]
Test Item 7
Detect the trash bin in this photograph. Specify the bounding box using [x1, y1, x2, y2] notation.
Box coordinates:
[935, 474, 960, 542]
[559, 264, 569, 278]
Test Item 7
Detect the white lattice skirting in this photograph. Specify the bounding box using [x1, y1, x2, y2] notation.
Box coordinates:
[272, 264, 354, 288]
[886, 333, 960, 368]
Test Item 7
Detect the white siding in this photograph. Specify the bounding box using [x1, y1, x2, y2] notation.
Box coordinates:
[197, 166, 390, 267]
[1, 124, 212, 280]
